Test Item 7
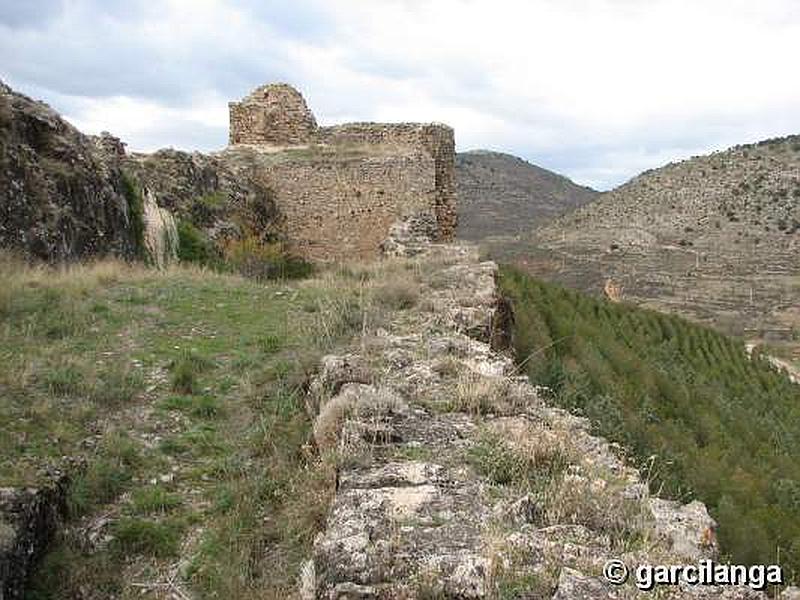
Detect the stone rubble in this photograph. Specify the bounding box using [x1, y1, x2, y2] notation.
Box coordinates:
[300, 229, 772, 599]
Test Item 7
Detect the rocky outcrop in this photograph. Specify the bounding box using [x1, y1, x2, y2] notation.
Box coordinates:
[0, 82, 137, 261]
[141, 189, 178, 269]
[123, 148, 282, 250]
[300, 232, 765, 598]
[0, 477, 70, 600]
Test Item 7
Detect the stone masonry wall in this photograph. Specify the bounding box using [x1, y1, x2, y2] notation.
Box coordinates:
[317, 123, 457, 241]
[251, 152, 438, 262]
[228, 84, 317, 147]
[299, 236, 787, 598]
[226, 84, 456, 260]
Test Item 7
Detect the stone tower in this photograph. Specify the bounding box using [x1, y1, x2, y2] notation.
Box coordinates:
[228, 83, 318, 147]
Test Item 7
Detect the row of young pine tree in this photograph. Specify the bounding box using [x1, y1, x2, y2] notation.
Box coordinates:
[500, 266, 800, 582]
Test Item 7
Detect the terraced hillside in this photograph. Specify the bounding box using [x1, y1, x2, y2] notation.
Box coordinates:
[512, 136, 800, 364]
[455, 151, 597, 241]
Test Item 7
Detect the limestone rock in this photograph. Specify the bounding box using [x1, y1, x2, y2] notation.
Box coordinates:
[648, 498, 718, 561]
[141, 189, 178, 269]
[307, 353, 373, 415]
[123, 147, 280, 250]
[552, 567, 615, 599]
[0, 81, 136, 261]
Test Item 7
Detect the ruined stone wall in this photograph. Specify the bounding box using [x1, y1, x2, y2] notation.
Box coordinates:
[250, 152, 437, 262]
[228, 84, 317, 147]
[226, 84, 457, 260]
[298, 240, 766, 598]
[317, 123, 457, 240]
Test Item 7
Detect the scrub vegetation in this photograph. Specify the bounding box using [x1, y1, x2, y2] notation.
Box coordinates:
[500, 266, 800, 581]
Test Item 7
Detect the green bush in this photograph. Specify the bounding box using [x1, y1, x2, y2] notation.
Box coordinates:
[121, 173, 145, 257]
[221, 235, 313, 281]
[500, 266, 800, 580]
[177, 220, 217, 265]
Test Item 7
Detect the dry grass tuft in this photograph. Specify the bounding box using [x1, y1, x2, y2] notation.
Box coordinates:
[486, 418, 647, 546]
[448, 371, 534, 416]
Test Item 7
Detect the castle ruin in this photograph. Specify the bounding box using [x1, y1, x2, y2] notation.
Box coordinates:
[226, 83, 457, 262]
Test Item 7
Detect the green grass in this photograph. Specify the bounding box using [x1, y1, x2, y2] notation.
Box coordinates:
[130, 486, 183, 515]
[499, 266, 800, 582]
[170, 348, 214, 394]
[2, 253, 368, 599]
[68, 431, 145, 517]
[110, 517, 184, 558]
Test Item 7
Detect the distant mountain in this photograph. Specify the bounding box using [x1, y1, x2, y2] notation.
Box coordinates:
[523, 135, 800, 361]
[455, 150, 598, 240]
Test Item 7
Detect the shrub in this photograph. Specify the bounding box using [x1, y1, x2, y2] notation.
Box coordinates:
[177, 220, 216, 264]
[191, 192, 227, 225]
[221, 235, 312, 281]
[121, 173, 145, 257]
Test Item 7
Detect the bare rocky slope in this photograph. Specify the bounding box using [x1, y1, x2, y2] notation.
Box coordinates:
[0, 81, 138, 261]
[0, 81, 283, 266]
[515, 137, 800, 362]
[455, 150, 597, 241]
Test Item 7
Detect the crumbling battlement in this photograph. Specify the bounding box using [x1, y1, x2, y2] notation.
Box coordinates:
[226, 84, 456, 260]
[228, 83, 318, 147]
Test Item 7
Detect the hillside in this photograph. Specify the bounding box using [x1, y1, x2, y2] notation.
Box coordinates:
[507, 136, 800, 364]
[501, 266, 800, 581]
[0, 253, 366, 598]
[7, 239, 793, 598]
[455, 150, 598, 240]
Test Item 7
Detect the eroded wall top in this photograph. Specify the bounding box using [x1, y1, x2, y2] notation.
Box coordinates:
[226, 83, 458, 257]
[228, 83, 318, 147]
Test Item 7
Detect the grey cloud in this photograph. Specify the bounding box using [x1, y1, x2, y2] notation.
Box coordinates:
[0, 0, 64, 28]
[2, 0, 799, 193]
[0, 0, 311, 105]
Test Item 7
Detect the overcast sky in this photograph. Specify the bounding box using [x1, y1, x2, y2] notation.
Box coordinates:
[2, 0, 800, 190]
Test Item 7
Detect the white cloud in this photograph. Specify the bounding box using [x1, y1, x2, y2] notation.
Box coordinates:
[2, 0, 800, 189]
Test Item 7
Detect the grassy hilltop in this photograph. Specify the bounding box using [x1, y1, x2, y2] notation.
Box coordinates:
[0, 253, 402, 598]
